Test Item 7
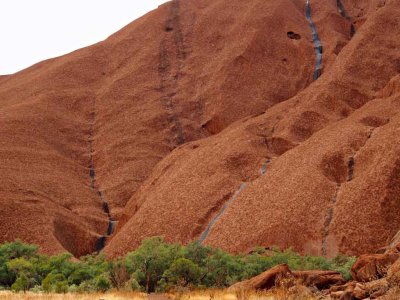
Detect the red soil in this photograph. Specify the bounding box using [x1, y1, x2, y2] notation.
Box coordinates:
[0, 0, 399, 258]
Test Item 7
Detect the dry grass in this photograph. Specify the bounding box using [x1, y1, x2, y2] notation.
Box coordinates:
[0, 287, 322, 300]
[0, 291, 147, 300]
[173, 287, 320, 300]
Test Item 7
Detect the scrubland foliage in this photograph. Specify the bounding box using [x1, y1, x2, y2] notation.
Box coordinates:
[0, 238, 355, 293]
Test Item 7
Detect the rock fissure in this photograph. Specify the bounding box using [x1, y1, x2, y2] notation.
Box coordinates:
[322, 127, 378, 255]
[89, 102, 116, 253]
[336, 0, 356, 37]
[322, 183, 341, 256]
[305, 0, 323, 80]
[347, 157, 355, 181]
[198, 160, 272, 244]
[159, 0, 186, 147]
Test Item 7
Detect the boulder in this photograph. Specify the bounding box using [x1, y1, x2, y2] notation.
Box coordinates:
[352, 278, 389, 299]
[229, 264, 294, 291]
[329, 281, 356, 293]
[352, 283, 368, 299]
[294, 270, 346, 289]
[351, 254, 400, 282]
[386, 258, 400, 286]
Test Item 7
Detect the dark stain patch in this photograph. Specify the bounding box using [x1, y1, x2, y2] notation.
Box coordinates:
[321, 152, 348, 184]
[158, 0, 187, 147]
[360, 116, 389, 128]
[287, 31, 301, 40]
[381, 159, 400, 227]
[290, 111, 328, 141]
[347, 157, 355, 181]
[265, 137, 296, 156]
[201, 117, 225, 135]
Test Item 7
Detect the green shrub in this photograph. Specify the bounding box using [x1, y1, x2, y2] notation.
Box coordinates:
[125, 237, 184, 292]
[54, 280, 68, 293]
[129, 278, 142, 291]
[0, 241, 38, 288]
[42, 273, 67, 292]
[93, 274, 111, 292]
[29, 285, 43, 293]
[203, 249, 245, 287]
[330, 254, 357, 280]
[163, 258, 202, 288]
[11, 273, 32, 292]
[67, 284, 78, 293]
[77, 280, 95, 292]
[0, 239, 357, 293]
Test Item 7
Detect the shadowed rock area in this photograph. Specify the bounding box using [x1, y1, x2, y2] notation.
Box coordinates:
[0, 0, 399, 258]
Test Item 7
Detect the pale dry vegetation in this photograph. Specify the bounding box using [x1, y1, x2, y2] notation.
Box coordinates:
[0, 287, 319, 300]
[173, 288, 316, 300]
[0, 291, 147, 300]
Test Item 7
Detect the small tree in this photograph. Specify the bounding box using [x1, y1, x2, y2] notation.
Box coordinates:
[109, 259, 129, 289]
[0, 240, 38, 287]
[125, 237, 184, 292]
[93, 274, 111, 292]
[163, 258, 202, 288]
[7, 258, 35, 291]
[11, 273, 31, 292]
[204, 249, 244, 287]
[185, 242, 212, 267]
[42, 273, 67, 292]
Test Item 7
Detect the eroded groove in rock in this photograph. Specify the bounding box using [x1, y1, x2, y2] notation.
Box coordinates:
[347, 157, 355, 181]
[336, 0, 355, 37]
[322, 183, 340, 256]
[350, 127, 377, 179]
[159, 0, 186, 147]
[198, 183, 247, 244]
[198, 160, 271, 244]
[305, 0, 323, 80]
[89, 100, 116, 253]
[322, 127, 378, 255]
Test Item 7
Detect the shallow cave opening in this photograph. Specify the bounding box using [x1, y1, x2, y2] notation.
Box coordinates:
[165, 26, 173, 32]
[287, 31, 301, 40]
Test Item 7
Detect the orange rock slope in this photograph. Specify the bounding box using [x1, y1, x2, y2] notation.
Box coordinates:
[0, 0, 399, 258]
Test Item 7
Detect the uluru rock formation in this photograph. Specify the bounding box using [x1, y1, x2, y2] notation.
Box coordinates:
[0, 0, 399, 258]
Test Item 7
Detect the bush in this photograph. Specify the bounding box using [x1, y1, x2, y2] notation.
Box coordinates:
[42, 273, 67, 292]
[76, 280, 96, 292]
[129, 278, 142, 291]
[54, 280, 68, 293]
[93, 274, 111, 292]
[330, 254, 357, 280]
[163, 258, 202, 288]
[29, 285, 43, 293]
[0, 239, 357, 293]
[203, 249, 245, 287]
[11, 273, 32, 292]
[125, 237, 184, 292]
[0, 241, 38, 287]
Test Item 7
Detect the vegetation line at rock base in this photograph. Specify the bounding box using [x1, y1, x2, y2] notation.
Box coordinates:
[0, 238, 355, 294]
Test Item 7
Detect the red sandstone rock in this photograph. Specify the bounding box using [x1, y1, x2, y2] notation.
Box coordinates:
[352, 278, 389, 299]
[0, 0, 400, 258]
[106, 0, 400, 258]
[352, 254, 400, 282]
[294, 270, 346, 289]
[229, 264, 294, 291]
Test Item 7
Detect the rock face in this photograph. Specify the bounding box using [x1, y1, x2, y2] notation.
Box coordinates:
[229, 256, 400, 299]
[331, 252, 400, 299]
[229, 265, 345, 296]
[229, 264, 295, 291]
[351, 253, 400, 282]
[294, 270, 345, 290]
[1, 0, 400, 257]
